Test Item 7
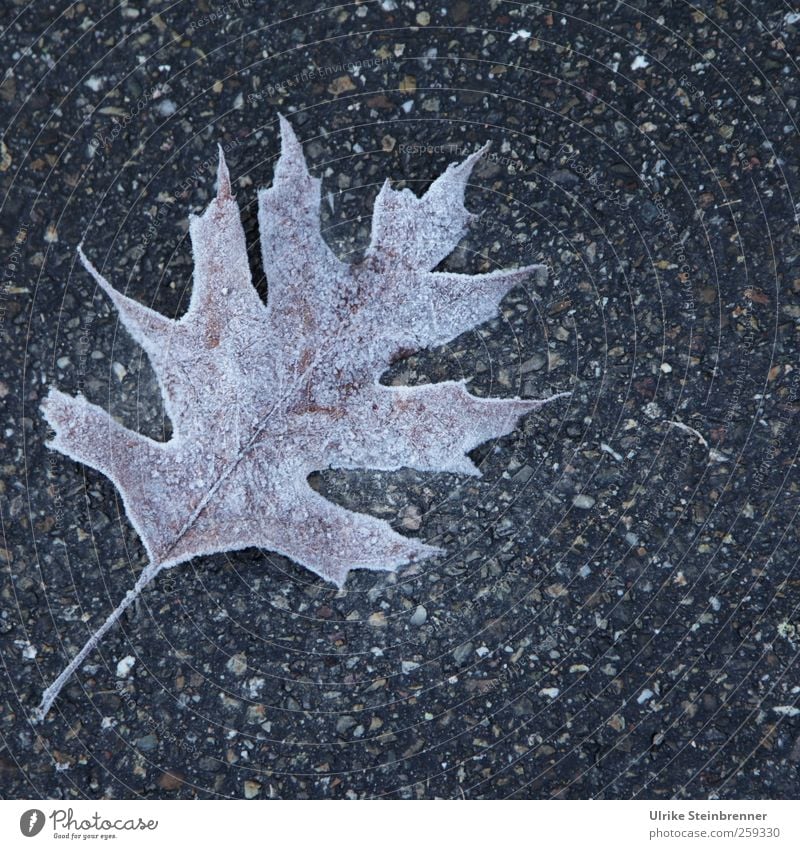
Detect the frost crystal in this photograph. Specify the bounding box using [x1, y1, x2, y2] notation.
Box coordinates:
[36, 116, 568, 718]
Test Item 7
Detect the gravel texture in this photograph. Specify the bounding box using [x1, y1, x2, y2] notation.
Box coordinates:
[1, 0, 798, 799]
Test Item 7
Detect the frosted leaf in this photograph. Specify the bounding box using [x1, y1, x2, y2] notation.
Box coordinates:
[36, 116, 569, 718]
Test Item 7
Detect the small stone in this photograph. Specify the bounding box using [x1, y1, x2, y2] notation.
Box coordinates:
[158, 770, 184, 791]
[453, 642, 473, 665]
[328, 75, 356, 96]
[554, 326, 570, 342]
[572, 494, 595, 509]
[399, 75, 416, 93]
[416, 11, 431, 25]
[400, 505, 422, 530]
[246, 704, 266, 724]
[368, 611, 387, 627]
[243, 780, 262, 799]
[520, 353, 546, 373]
[116, 655, 135, 678]
[156, 99, 176, 117]
[637, 688, 654, 704]
[401, 660, 420, 673]
[336, 715, 357, 734]
[410, 605, 427, 626]
[135, 733, 158, 752]
[226, 652, 248, 676]
[643, 401, 662, 419]
[608, 714, 626, 731]
[0, 140, 11, 172]
[513, 464, 534, 483]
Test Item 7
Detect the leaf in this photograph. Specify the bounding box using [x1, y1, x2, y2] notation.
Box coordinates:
[35, 116, 569, 718]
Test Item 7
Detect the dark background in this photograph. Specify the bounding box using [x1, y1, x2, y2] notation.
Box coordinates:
[1, 0, 798, 799]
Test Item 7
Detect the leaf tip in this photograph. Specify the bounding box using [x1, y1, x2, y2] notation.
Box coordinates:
[277, 112, 300, 154]
[517, 390, 572, 414]
[416, 543, 447, 561]
[216, 143, 232, 201]
[274, 113, 314, 184]
[77, 243, 116, 302]
[450, 141, 491, 181]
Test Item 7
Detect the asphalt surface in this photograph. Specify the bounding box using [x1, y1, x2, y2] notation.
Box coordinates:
[1, 0, 798, 799]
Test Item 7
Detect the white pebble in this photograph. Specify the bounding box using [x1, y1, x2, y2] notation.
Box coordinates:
[116, 655, 135, 678]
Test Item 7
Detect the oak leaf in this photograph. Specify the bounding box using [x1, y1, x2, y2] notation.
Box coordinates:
[36, 117, 567, 718]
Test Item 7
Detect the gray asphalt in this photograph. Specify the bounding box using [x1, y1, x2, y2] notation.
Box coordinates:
[1, 0, 798, 799]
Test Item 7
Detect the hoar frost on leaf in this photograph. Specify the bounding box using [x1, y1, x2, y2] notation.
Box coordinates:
[36, 116, 569, 719]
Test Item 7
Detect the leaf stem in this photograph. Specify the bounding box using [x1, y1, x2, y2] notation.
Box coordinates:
[34, 560, 165, 722]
